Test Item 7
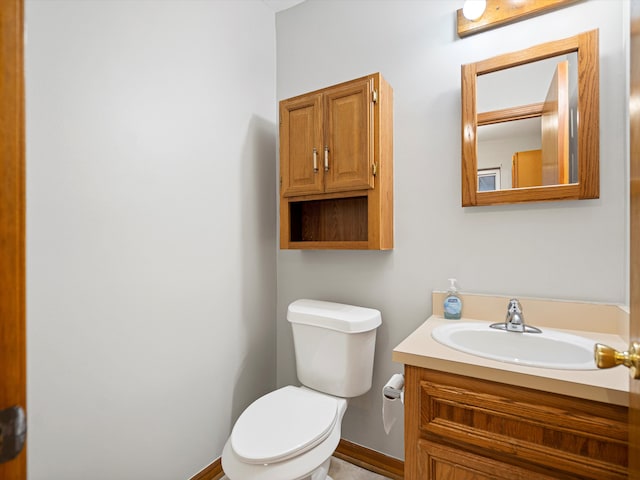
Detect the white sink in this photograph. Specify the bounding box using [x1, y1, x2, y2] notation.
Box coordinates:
[431, 322, 597, 370]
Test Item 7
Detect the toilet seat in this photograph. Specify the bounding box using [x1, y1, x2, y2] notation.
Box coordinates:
[231, 386, 339, 465]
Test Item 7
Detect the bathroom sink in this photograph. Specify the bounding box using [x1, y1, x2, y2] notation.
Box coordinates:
[431, 322, 597, 370]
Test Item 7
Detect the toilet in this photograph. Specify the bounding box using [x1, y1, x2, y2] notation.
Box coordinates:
[221, 299, 382, 480]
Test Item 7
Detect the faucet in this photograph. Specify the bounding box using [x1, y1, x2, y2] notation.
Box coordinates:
[490, 299, 542, 334]
[505, 298, 525, 332]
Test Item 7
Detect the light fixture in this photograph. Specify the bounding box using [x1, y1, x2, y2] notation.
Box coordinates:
[462, 0, 487, 21]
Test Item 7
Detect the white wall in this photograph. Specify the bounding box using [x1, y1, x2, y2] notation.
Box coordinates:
[25, 1, 277, 478]
[276, 0, 627, 460]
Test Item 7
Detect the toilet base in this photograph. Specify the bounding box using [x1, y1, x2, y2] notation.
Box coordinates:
[222, 458, 332, 480]
[308, 457, 330, 480]
[222, 474, 333, 480]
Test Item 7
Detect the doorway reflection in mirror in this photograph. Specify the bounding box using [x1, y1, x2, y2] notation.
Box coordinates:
[476, 53, 578, 191]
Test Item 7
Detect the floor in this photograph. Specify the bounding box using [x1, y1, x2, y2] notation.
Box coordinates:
[220, 456, 392, 480]
[328, 457, 392, 480]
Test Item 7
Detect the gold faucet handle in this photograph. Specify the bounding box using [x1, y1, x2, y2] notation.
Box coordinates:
[594, 342, 640, 379]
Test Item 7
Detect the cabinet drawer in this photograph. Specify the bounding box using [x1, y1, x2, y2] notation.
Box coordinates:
[417, 369, 627, 479]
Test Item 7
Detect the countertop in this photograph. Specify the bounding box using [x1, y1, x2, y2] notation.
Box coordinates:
[392, 314, 630, 406]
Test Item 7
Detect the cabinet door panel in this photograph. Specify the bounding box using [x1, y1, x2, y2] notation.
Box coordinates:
[419, 441, 557, 480]
[281, 93, 323, 197]
[324, 79, 374, 193]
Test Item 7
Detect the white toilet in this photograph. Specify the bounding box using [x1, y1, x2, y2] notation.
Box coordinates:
[221, 299, 382, 480]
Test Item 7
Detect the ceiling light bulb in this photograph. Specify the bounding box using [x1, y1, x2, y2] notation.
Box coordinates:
[462, 0, 487, 21]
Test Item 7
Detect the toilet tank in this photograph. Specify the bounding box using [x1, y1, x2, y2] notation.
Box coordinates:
[287, 299, 382, 398]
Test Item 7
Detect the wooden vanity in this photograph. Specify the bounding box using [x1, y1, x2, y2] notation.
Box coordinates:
[404, 366, 627, 479]
[393, 294, 630, 479]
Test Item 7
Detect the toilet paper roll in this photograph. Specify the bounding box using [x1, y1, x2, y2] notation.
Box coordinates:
[382, 374, 404, 435]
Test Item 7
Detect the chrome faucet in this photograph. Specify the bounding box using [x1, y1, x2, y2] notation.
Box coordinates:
[490, 299, 542, 334]
[505, 298, 525, 332]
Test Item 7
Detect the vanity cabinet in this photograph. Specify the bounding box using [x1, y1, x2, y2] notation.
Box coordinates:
[404, 366, 628, 480]
[279, 73, 393, 250]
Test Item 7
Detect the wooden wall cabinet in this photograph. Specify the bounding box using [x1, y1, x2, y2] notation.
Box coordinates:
[404, 366, 628, 480]
[279, 73, 393, 250]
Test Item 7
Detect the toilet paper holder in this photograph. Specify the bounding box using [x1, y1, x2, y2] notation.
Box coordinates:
[382, 373, 404, 435]
[383, 384, 402, 399]
[383, 374, 404, 400]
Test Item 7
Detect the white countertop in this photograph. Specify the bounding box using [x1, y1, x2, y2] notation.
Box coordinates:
[392, 315, 630, 406]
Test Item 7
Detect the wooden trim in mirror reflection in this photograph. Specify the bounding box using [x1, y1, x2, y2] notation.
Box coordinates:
[478, 103, 543, 126]
[461, 29, 599, 207]
[456, 0, 581, 38]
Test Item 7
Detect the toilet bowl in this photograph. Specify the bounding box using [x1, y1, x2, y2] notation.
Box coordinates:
[222, 387, 347, 480]
[221, 299, 381, 480]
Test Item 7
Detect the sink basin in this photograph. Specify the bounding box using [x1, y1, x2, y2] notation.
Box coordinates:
[431, 322, 597, 370]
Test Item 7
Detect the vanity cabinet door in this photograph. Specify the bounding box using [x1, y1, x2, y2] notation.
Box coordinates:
[419, 441, 557, 480]
[280, 93, 324, 197]
[323, 77, 375, 193]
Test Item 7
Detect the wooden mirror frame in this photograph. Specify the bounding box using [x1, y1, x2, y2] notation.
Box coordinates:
[461, 29, 599, 207]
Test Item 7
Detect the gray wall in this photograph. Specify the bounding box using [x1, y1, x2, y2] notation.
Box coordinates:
[276, 0, 627, 459]
[25, 1, 277, 478]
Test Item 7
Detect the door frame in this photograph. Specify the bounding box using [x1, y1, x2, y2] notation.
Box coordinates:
[0, 0, 27, 478]
[630, 0, 640, 477]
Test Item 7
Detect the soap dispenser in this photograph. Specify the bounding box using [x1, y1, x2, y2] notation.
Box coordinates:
[443, 278, 462, 320]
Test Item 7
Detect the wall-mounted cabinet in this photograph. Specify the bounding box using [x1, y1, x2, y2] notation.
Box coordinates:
[279, 73, 393, 250]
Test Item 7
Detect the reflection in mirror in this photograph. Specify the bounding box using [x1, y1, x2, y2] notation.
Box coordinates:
[476, 53, 578, 191]
[461, 30, 599, 206]
[478, 167, 501, 191]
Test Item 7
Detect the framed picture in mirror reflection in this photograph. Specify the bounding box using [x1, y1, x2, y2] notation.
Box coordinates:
[477, 168, 501, 192]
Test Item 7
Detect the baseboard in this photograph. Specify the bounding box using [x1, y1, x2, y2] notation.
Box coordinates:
[189, 458, 224, 480]
[334, 439, 404, 480]
[191, 438, 405, 480]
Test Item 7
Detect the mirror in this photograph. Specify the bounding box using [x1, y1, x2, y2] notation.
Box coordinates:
[461, 30, 599, 206]
[477, 53, 578, 189]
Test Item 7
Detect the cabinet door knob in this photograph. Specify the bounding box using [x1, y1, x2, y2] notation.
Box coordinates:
[313, 148, 318, 173]
[324, 146, 329, 172]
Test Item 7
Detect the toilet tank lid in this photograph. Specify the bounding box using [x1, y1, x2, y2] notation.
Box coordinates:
[287, 299, 382, 333]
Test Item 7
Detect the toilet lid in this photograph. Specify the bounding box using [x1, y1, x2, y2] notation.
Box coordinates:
[230, 386, 339, 464]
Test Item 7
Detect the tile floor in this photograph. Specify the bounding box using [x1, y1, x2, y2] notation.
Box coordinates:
[220, 456, 392, 480]
[328, 456, 392, 480]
